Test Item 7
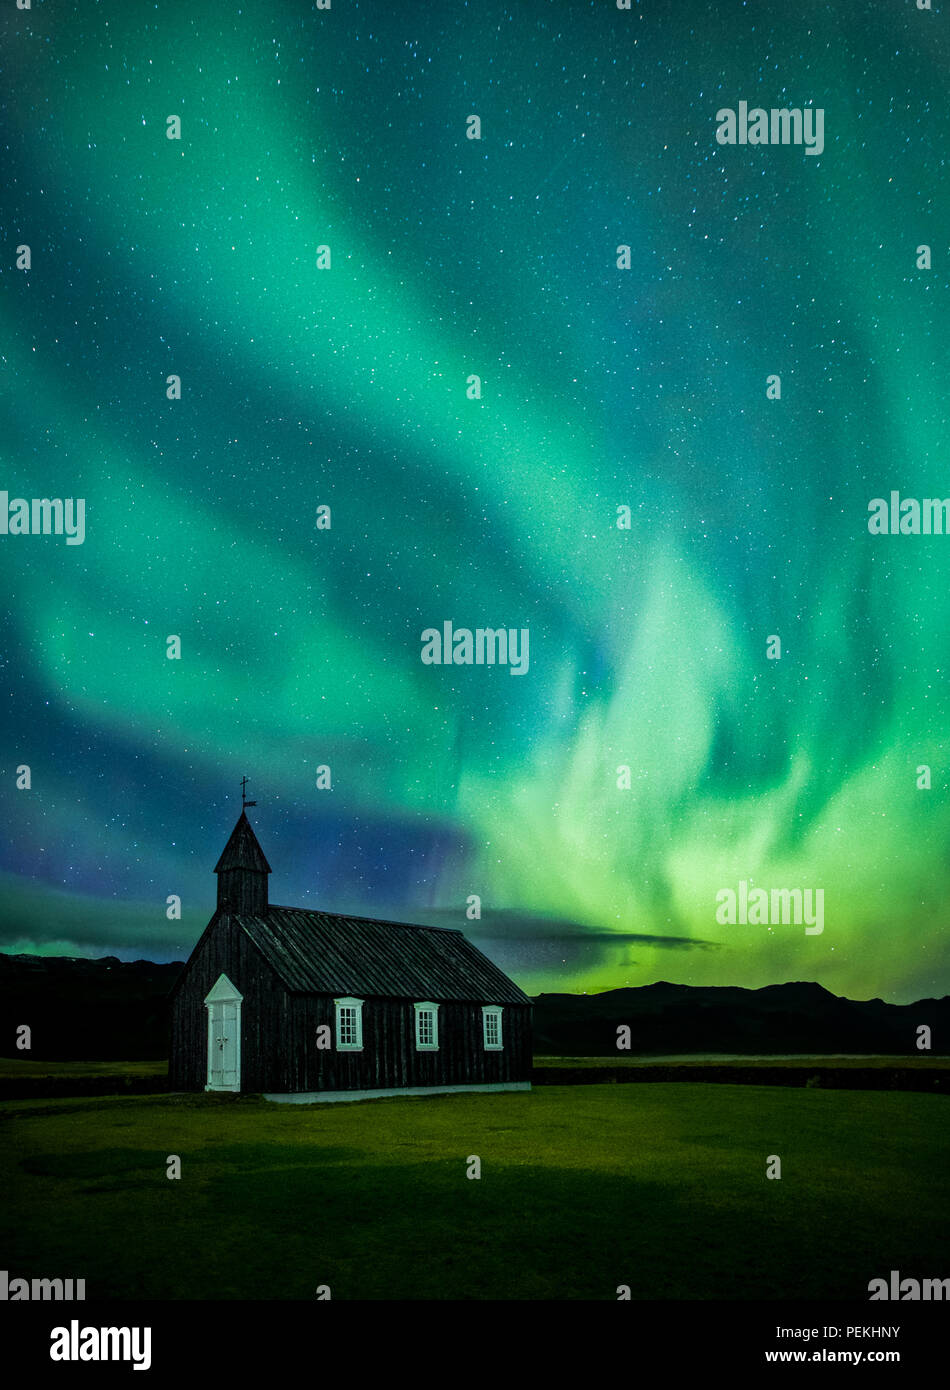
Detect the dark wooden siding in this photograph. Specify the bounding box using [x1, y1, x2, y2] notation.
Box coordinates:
[217, 867, 267, 916]
[169, 912, 292, 1092]
[291, 996, 532, 1092]
[171, 913, 532, 1093]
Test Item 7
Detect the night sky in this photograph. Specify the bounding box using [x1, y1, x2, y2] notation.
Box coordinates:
[2, 0, 949, 1003]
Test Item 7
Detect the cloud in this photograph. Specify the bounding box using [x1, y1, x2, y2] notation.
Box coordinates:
[416, 906, 719, 949]
[0, 873, 196, 962]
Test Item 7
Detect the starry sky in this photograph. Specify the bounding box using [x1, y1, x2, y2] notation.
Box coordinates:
[1, 0, 949, 1004]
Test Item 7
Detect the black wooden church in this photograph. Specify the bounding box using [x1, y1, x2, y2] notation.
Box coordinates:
[169, 807, 532, 1101]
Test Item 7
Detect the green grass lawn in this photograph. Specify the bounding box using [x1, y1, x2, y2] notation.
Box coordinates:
[1, 1054, 943, 1078]
[533, 1054, 950, 1068]
[2, 1083, 948, 1300]
[0, 1059, 167, 1079]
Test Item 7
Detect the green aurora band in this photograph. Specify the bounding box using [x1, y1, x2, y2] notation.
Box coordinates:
[1, 1, 949, 1002]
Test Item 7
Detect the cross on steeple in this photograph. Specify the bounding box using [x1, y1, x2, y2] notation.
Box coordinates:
[241, 776, 256, 810]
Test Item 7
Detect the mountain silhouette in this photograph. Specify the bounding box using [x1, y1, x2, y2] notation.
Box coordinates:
[0, 954, 945, 1060]
[532, 981, 947, 1056]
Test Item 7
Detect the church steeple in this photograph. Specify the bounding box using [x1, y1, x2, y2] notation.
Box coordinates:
[214, 809, 271, 915]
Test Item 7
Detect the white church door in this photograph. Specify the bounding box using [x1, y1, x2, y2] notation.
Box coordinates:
[204, 973, 243, 1092]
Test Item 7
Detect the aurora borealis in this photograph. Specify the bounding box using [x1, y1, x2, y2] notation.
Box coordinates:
[2, 0, 949, 1004]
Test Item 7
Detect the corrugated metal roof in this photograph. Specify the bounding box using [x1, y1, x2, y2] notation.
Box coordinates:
[214, 812, 272, 875]
[232, 905, 530, 1005]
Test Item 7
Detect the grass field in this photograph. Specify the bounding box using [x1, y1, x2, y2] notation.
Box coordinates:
[3, 1083, 948, 1299]
[533, 1054, 950, 1068]
[0, 1059, 167, 1079]
[1, 1054, 944, 1079]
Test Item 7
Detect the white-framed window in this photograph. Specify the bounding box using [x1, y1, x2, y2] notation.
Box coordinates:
[334, 997, 364, 1051]
[413, 1001, 440, 1050]
[482, 1005, 503, 1050]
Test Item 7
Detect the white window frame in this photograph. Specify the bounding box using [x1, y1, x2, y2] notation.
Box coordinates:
[334, 996, 364, 1051]
[413, 1001, 440, 1051]
[482, 1005, 503, 1050]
